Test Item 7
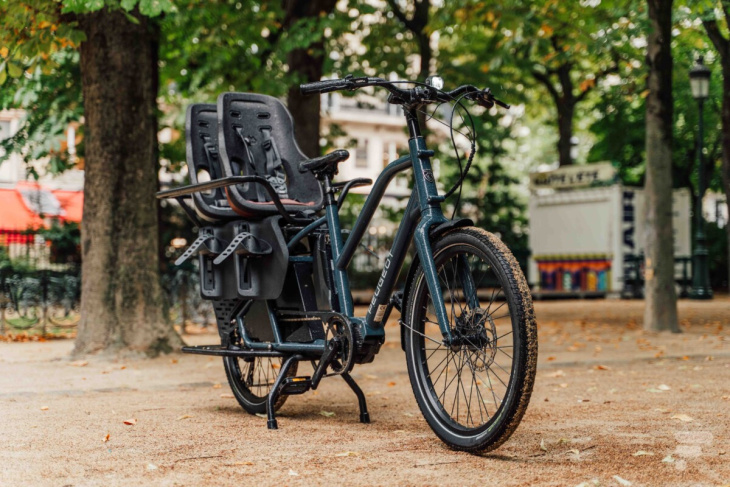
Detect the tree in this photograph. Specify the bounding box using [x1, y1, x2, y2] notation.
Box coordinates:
[0, 0, 182, 355]
[283, 0, 338, 157]
[701, 2, 730, 293]
[643, 0, 679, 332]
[443, 1, 632, 167]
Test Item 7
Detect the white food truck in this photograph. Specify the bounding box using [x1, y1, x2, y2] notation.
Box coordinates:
[528, 163, 692, 297]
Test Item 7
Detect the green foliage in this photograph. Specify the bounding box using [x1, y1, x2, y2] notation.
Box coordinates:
[60, 0, 175, 16]
[0, 50, 82, 175]
[39, 220, 81, 264]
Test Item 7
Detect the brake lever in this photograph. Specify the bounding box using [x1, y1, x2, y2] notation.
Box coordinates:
[492, 97, 511, 109]
[474, 88, 511, 110]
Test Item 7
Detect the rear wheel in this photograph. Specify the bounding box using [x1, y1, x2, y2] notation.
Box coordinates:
[403, 227, 537, 452]
[223, 355, 297, 415]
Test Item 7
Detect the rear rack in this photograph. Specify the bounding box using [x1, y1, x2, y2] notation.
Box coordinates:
[156, 175, 312, 225]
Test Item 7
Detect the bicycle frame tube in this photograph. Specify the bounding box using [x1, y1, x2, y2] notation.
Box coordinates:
[337, 155, 412, 271]
[407, 134, 451, 339]
[284, 111, 455, 342]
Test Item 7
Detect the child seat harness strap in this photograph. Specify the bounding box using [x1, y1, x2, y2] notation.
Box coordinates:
[234, 126, 290, 203]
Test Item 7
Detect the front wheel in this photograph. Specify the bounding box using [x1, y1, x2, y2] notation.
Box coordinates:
[403, 227, 537, 452]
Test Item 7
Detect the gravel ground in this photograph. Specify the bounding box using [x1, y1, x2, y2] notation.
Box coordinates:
[1, 298, 729, 487]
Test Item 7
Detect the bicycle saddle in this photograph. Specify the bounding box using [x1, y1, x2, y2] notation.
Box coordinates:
[299, 149, 349, 179]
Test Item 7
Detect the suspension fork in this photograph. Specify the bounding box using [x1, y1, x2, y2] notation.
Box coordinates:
[407, 127, 456, 342]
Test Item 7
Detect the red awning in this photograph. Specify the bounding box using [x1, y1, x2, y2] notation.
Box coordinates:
[0, 184, 83, 232]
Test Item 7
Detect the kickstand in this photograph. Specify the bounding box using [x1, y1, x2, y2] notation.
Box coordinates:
[334, 361, 370, 424]
[266, 354, 302, 430]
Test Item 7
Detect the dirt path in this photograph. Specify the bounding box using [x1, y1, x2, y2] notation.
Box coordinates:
[1, 298, 729, 486]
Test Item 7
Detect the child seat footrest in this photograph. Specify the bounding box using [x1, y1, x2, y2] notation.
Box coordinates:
[174, 230, 226, 266]
[213, 232, 272, 265]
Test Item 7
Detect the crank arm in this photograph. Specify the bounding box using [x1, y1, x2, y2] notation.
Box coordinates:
[310, 338, 340, 390]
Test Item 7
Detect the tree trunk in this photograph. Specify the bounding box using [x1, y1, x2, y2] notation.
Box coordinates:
[643, 0, 679, 332]
[284, 0, 337, 158]
[74, 9, 182, 356]
[703, 18, 730, 292]
[386, 0, 432, 135]
[722, 67, 730, 292]
[415, 25, 432, 135]
[557, 101, 575, 166]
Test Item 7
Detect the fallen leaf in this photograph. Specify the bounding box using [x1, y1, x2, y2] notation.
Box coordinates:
[147, 463, 158, 471]
[546, 356, 556, 362]
[69, 360, 88, 367]
[595, 365, 610, 370]
[662, 455, 674, 463]
[632, 450, 654, 456]
[288, 469, 299, 476]
[255, 413, 267, 419]
[271, 363, 280, 369]
[212, 383, 222, 389]
[549, 369, 565, 378]
[220, 393, 235, 399]
[560, 383, 569, 388]
[671, 414, 693, 422]
[613, 475, 632, 486]
[40, 406, 49, 411]
[387, 381, 396, 387]
[680, 355, 690, 361]
[102, 433, 110, 443]
[657, 384, 671, 391]
[320, 411, 335, 417]
[540, 439, 548, 452]
[177, 415, 193, 420]
[170, 358, 178, 364]
[568, 448, 580, 457]
[233, 461, 253, 466]
[365, 374, 378, 379]
[123, 418, 137, 425]
[334, 451, 359, 457]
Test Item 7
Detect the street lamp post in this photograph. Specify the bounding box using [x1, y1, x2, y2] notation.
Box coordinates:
[689, 56, 713, 299]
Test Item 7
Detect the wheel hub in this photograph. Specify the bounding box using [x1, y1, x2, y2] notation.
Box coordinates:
[448, 308, 497, 372]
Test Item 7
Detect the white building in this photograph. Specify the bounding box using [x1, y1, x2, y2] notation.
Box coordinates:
[0, 109, 84, 191]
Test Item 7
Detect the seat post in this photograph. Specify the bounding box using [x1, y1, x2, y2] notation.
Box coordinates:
[322, 175, 337, 207]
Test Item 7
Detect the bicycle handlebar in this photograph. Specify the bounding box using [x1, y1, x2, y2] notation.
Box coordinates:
[300, 75, 510, 109]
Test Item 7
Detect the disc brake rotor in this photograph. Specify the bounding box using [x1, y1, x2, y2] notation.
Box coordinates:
[460, 308, 497, 373]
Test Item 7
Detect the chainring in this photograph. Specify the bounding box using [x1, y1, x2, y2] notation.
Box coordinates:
[324, 316, 355, 376]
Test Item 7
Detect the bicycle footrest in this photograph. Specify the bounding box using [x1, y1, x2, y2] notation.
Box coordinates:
[213, 232, 272, 265]
[175, 230, 226, 266]
[279, 376, 312, 395]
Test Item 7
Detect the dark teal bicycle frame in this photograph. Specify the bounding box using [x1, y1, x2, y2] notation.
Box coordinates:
[284, 110, 458, 347]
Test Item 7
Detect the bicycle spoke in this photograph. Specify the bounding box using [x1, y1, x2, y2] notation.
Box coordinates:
[414, 243, 519, 433]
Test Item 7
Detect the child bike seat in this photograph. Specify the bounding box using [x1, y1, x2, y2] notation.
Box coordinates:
[185, 103, 240, 222]
[217, 92, 325, 219]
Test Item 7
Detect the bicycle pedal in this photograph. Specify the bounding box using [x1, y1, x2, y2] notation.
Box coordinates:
[279, 376, 312, 395]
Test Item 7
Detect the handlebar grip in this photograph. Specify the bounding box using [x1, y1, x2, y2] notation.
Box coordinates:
[300, 79, 349, 95]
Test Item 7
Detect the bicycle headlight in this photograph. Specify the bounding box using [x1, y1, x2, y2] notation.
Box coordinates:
[425, 75, 444, 90]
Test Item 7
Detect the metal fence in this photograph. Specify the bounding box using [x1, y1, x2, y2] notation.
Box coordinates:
[1, 228, 531, 334]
